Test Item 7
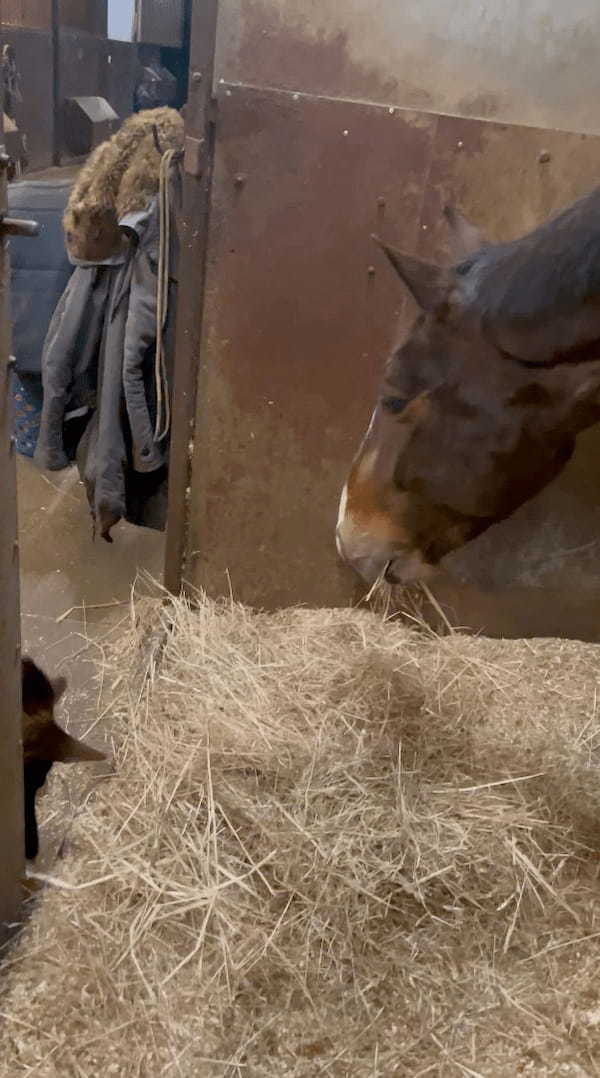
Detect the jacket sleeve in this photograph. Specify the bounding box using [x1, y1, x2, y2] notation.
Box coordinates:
[122, 230, 165, 474]
[33, 267, 99, 471]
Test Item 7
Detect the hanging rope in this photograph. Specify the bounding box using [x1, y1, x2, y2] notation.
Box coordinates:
[154, 147, 176, 443]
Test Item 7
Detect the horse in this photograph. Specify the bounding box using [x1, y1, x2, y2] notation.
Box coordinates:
[21, 658, 105, 860]
[336, 189, 600, 587]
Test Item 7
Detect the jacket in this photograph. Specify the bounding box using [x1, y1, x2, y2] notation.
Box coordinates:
[34, 168, 180, 541]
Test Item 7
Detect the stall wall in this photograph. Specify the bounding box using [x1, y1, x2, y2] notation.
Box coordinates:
[178, 0, 600, 639]
[2, 4, 136, 170]
[216, 0, 600, 135]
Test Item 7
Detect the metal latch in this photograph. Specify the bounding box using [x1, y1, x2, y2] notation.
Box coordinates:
[184, 135, 205, 178]
[0, 216, 39, 237]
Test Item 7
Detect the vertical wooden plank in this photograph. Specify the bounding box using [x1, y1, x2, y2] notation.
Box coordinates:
[0, 7, 25, 940]
[52, 0, 61, 165]
[164, 0, 220, 594]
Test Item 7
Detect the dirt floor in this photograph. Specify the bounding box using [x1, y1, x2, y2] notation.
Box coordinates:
[13, 160, 162, 671]
[18, 452, 164, 693]
[9, 156, 164, 866]
[17, 454, 164, 864]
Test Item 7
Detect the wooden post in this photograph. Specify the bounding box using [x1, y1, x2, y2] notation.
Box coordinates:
[0, 18, 25, 939]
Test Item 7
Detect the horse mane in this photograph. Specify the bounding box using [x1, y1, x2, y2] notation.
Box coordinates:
[457, 187, 600, 325]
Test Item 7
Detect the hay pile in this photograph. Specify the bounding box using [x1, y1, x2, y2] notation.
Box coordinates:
[2, 595, 600, 1076]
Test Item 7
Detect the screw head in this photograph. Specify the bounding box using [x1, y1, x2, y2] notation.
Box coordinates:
[192, 71, 203, 84]
[538, 149, 551, 163]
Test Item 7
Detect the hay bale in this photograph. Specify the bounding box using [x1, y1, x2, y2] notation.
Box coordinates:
[2, 596, 600, 1076]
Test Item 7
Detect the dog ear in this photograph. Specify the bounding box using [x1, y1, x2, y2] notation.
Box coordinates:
[29, 723, 106, 764]
[21, 657, 56, 715]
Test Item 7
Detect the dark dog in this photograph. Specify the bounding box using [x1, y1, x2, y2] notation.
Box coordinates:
[21, 658, 105, 860]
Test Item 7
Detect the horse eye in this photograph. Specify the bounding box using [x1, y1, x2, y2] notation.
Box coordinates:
[381, 396, 407, 414]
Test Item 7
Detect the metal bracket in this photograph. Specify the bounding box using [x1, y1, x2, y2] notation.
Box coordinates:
[184, 135, 205, 178]
[0, 216, 39, 238]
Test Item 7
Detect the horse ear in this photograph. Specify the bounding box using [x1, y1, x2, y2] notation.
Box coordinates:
[372, 236, 451, 312]
[443, 204, 487, 260]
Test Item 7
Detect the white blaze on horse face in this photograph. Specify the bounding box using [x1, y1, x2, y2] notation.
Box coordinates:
[336, 482, 349, 558]
[355, 448, 378, 482]
[336, 408, 385, 568]
[363, 407, 377, 443]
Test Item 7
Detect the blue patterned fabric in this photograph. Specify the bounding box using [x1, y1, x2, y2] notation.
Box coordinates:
[12, 372, 43, 457]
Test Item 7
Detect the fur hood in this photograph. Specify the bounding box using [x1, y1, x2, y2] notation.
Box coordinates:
[63, 107, 184, 263]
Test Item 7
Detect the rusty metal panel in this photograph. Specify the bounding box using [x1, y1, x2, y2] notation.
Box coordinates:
[105, 39, 137, 122]
[175, 4, 600, 638]
[418, 117, 600, 254]
[2, 27, 54, 170]
[183, 84, 600, 637]
[407, 115, 600, 640]
[134, 0, 184, 48]
[185, 85, 436, 608]
[216, 0, 600, 136]
[2, 0, 51, 28]
[59, 0, 107, 36]
[0, 84, 25, 937]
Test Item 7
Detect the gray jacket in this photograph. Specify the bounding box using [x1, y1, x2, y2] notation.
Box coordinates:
[34, 181, 179, 541]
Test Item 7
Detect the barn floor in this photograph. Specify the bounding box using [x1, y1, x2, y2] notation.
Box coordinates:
[11, 159, 164, 866]
[14, 160, 164, 692]
[17, 454, 164, 863]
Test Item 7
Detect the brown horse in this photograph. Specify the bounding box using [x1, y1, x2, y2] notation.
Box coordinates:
[337, 190, 600, 586]
[22, 658, 105, 860]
